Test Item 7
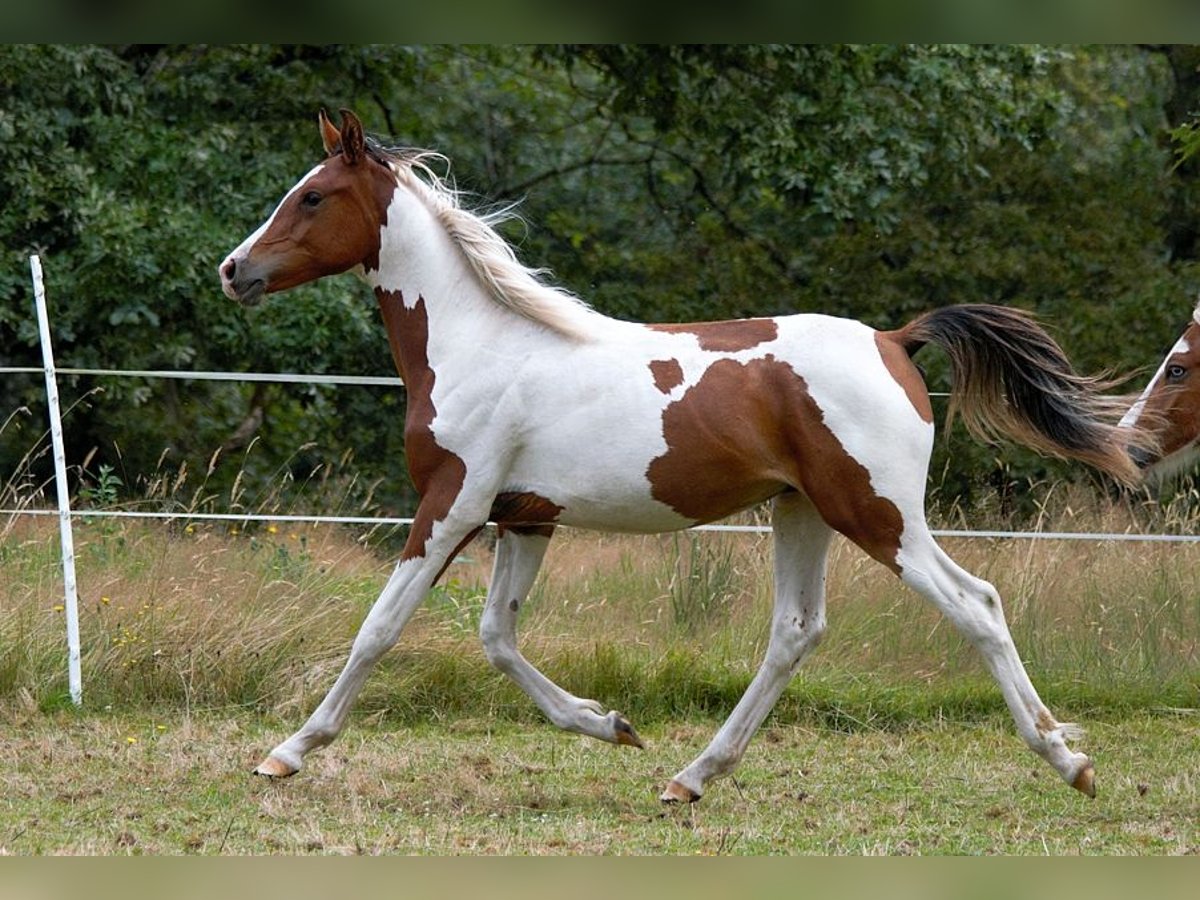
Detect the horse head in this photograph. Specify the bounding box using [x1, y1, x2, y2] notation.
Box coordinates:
[1120, 301, 1200, 479]
[219, 109, 396, 306]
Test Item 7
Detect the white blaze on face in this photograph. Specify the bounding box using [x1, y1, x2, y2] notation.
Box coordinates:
[219, 163, 327, 298]
[1120, 334, 1190, 431]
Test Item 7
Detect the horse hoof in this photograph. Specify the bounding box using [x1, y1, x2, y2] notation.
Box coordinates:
[1071, 763, 1096, 798]
[611, 712, 645, 749]
[660, 779, 701, 804]
[254, 755, 298, 779]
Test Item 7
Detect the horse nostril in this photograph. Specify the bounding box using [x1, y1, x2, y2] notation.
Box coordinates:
[221, 258, 237, 282]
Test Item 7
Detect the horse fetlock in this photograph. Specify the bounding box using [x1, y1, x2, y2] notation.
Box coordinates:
[557, 702, 644, 748]
[1056, 721, 1086, 742]
[578, 698, 605, 715]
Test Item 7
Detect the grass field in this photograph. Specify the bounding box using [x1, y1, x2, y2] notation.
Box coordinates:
[1, 709, 1196, 855]
[2, 490, 1199, 854]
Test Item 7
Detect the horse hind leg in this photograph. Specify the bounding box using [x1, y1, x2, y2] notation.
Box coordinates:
[899, 531, 1095, 797]
[479, 527, 644, 748]
[662, 492, 833, 803]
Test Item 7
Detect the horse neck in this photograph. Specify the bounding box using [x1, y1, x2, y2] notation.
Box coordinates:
[367, 198, 531, 392]
[366, 180, 606, 387]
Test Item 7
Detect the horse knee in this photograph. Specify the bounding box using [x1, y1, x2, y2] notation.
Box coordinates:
[949, 583, 1009, 649]
[769, 612, 825, 669]
[479, 607, 518, 672]
[481, 637, 518, 673]
[349, 620, 400, 662]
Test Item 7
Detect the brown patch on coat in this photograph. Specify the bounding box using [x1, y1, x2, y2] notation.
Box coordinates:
[649, 359, 685, 394]
[875, 331, 934, 424]
[492, 492, 562, 540]
[490, 492, 564, 527]
[376, 288, 469, 562]
[1035, 709, 1058, 737]
[646, 356, 906, 571]
[648, 318, 778, 352]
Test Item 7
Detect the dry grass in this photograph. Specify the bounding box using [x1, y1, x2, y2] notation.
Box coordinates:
[1, 516, 386, 710]
[3, 489, 1200, 855]
[2, 489, 1198, 722]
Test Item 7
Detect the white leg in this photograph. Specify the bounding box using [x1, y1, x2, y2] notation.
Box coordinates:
[662, 492, 832, 802]
[898, 530, 1095, 796]
[255, 511, 481, 777]
[480, 528, 643, 747]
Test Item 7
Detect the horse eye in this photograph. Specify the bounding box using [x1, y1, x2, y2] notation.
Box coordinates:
[300, 191, 322, 208]
[1167, 364, 1187, 381]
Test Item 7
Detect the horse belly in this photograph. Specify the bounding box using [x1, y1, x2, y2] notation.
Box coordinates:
[555, 497, 695, 533]
[502, 460, 694, 533]
[492, 405, 688, 532]
[500, 423, 785, 533]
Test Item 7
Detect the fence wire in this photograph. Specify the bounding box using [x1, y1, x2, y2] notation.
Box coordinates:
[3, 371, 1195, 543]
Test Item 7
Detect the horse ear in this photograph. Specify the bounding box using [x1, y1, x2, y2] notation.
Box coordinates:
[318, 108, 341, 156]
[339, 109, 365, 165]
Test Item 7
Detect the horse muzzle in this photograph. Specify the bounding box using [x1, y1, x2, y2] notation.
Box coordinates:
[219, 254, 269, 307]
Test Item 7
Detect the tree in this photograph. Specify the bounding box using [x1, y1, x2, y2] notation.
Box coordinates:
[2, 46, 415, 512]
[3, 45, 1196, 520]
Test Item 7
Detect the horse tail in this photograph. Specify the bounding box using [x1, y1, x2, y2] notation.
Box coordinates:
[888, 303, 1151, 486]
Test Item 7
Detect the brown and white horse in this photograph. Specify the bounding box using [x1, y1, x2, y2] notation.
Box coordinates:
[1120, 301, 1200, 480]
[219, 109, 1147, 803]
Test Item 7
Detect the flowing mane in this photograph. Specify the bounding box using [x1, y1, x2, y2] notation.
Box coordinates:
[377, 142, 599, 340]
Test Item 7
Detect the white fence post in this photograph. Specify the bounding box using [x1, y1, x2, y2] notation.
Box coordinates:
[30, 255, 82, 706]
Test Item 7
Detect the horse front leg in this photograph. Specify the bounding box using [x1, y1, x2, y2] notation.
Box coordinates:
[254, 502, 483, 778]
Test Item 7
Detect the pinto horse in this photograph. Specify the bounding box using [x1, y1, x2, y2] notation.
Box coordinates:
[220, 109, 1146, 803]
[1120, 300, 1200, 480]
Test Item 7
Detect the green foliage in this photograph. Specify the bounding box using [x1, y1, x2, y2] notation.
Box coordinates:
[3, 45, 1198, 517]
[548, 45, 1070, 229]
[1173, 119, 1200, 168]
[78, 463, 122, 508]
[668, 533, 740, 632]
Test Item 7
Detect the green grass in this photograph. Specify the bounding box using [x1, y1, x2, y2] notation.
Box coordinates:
[2, 496, 1199, 854]
[0, 707, 1195, 855]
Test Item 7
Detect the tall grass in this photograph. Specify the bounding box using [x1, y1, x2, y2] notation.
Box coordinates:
[3, 451, 1199, 726]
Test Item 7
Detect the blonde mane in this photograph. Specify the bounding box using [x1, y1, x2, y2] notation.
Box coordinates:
[385, 148, 598, 341]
